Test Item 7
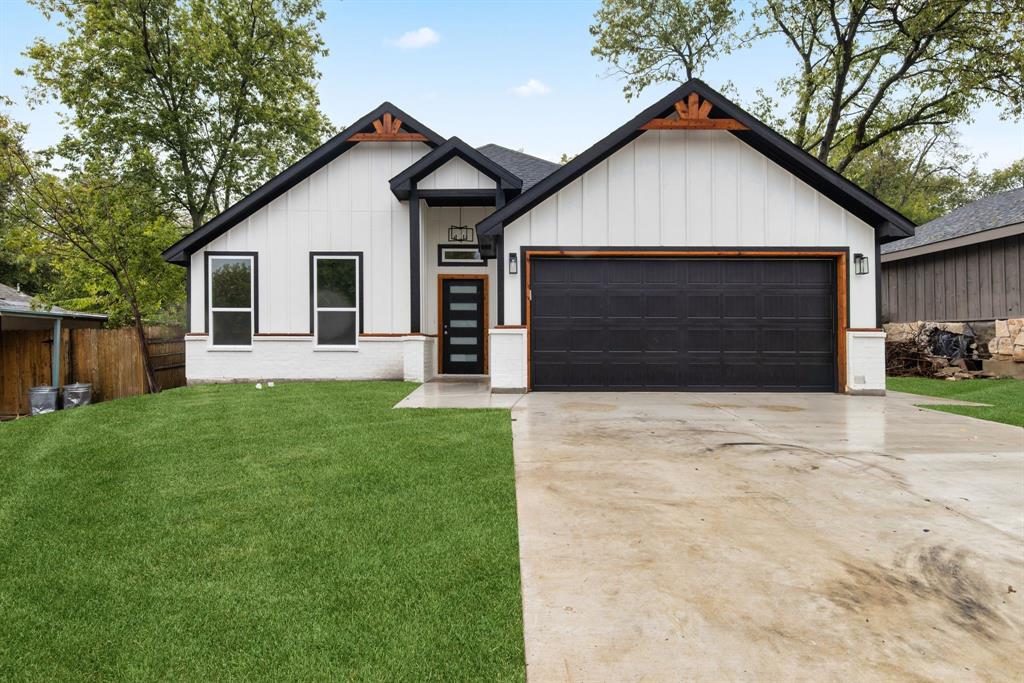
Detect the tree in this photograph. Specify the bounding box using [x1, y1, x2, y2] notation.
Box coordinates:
[590, 0, 1023, 173]
[1, 116, 181, 393]
[591, 0, 740, 100]
[22, 0, 333, 230]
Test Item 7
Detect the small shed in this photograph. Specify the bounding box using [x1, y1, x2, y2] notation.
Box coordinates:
[0, 283, 108, 415]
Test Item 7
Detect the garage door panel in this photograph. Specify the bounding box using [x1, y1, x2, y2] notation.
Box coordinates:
[529, 257, 837, 391]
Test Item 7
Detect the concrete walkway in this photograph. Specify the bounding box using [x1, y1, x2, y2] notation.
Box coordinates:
[511, 392, 1023, 682]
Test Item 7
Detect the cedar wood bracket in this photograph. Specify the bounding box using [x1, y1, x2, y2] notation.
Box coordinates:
[640, 93, 748, 131]
[350, 113, 429, 142]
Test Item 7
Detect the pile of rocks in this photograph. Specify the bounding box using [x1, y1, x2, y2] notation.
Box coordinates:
[988, 318, 1024, 362]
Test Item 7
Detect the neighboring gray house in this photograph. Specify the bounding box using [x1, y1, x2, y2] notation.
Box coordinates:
[881, 188, 1024, 323]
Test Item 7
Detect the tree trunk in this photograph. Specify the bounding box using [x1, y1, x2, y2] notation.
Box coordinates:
[130, 302, 161, 394]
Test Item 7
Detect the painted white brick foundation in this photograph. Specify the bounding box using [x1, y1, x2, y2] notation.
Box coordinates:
[489, 328, 528, 392]
[185, 335, 405, 383]
[846, 330, 886, 395]
[402, 335, 436, 383]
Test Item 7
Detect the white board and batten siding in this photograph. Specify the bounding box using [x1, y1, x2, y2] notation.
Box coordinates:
[416, 157, 497, 191]
[186, 141, 431, 383]
[189, 141, 430, 335]
[501, 129, 878, 328]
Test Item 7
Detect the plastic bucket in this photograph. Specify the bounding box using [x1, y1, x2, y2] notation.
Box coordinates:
[28, 386, 59, 415]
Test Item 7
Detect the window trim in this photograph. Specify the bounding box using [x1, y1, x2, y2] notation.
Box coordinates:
[205, 251, 258, 348]
[437, 244, 485, 267]
[309, 252, 363, 348]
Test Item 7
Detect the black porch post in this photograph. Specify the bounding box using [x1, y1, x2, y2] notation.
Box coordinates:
[495, 181, 505, 326]
[409, 182, 421, 333]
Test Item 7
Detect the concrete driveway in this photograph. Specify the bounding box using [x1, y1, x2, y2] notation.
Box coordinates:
[511, 392, 1023, 682]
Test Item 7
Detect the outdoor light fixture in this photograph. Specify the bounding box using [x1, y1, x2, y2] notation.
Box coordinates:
[854, 253, 870, 275]
[508, 253, 518, 275]
[448, 225, 474, 243]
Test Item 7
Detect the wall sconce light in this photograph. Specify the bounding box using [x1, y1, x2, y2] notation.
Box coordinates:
[854, 253, 869, 275]
[508, 253, 518, 275]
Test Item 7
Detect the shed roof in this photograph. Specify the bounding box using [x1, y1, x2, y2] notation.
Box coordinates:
[881, 187, 1024, 254]
[0, 283, 108, 325]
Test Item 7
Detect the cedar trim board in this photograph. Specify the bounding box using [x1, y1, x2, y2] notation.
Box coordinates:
[521, 248, 848, 393]
[390, 136, 522, 199]
[476, 79, 914, 242]
[162, 103, 445, 264]
[437, 273, 489, 374]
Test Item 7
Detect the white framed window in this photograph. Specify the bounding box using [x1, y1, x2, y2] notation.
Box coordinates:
[207, 254, 255, 347]
[438, 245, 484, 267]
[312, 253, 360, 347]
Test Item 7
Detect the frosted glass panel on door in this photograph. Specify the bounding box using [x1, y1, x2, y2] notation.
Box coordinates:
[450, 337, 476, 345]
[450, 320, 474, 328]
[450, 354, 477, 362]
[450, 303, 477, 311]
[450, 285, 478, 294]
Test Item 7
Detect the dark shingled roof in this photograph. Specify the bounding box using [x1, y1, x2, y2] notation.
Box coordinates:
[882, 187, 1024, 254]
[477, 144, 561, 191]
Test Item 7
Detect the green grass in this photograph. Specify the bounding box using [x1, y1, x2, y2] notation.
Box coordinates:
[0, 382, 524, 681]
[887, 376, 1024, 428]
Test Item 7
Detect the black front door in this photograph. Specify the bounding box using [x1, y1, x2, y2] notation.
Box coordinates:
[441, 277, 485, 374]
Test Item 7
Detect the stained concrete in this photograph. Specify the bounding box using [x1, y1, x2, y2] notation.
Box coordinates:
[511, 391, 1024, 682]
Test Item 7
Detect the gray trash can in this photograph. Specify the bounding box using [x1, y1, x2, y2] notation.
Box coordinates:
[62, 383, 93, 409]
[28, 386, 59, 415]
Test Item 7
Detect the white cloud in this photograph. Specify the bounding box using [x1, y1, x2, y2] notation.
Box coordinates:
[392, 27, 440, 49]
[513, 78, 551, 97]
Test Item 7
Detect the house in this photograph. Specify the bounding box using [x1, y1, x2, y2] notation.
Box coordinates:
[881, 188, 1024, 365]
[161, 80, 914, 394]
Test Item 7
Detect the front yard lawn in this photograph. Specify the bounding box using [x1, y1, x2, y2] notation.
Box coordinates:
[887, 376, 1024, 428]
[0, 382, 524, 681]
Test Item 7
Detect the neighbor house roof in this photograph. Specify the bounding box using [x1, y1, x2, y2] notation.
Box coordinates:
[0, 283, 108, 322]
[476, 144, 561, 191]
[161, 102, 446, 265]
[881, 187, 1024, 256]
[475, 79, 915, 241]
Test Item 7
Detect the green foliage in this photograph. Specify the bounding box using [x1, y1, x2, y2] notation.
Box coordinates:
[590, 0, 1024, 177]
[0, 381, 525, 680]
[591, 0, 740, 100]
[23, 0, 333, 229]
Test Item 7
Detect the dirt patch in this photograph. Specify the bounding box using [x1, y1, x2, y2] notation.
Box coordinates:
[828, 545, 1009, 641]
[562, 402, 618, 413]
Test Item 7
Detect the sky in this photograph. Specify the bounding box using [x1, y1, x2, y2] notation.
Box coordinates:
[1, 0, 1021, 171]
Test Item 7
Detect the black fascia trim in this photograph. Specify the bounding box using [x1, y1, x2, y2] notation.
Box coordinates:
[437, 244, 486, 267]
[476, 79, 915, 239]
[162, 103, 445, 265]
[204, 251, 259, 335]
[419, 188, 519, 207]
[517, 245, 852, 327]
[309, 251, 365, 336]
[390, 137, 522, 199]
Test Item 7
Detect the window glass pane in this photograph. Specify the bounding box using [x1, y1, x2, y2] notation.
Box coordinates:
[212, 311, 251, 346]
[450, 285, 477, 294]
[450, 354, 477, 362]
[211, 258, 251, 308]
[317, 259, 357, 308]
[450, 320, 475, 328]
[442, 249, 482, 263]
[450, 337, 476, 345]
[317, 311, 356, 346]
[450, 302, 477, 311]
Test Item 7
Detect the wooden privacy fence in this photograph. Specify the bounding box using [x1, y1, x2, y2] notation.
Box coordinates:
[0, 325, 185, 418]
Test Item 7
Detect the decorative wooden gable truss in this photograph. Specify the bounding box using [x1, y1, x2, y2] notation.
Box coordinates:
[640, 93, 748, 131]
[350, 113, 430, 142]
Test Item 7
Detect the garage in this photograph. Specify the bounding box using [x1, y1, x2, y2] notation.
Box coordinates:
[528, 255, 839, 391]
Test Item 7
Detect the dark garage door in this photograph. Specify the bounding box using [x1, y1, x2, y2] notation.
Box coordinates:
[529, 257, 837, 391]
